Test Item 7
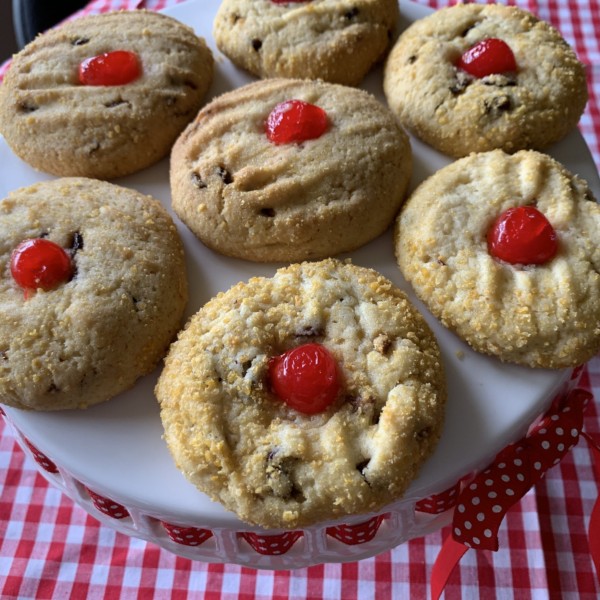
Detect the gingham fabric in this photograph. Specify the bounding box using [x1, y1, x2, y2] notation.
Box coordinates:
[1, 0, 599, 598]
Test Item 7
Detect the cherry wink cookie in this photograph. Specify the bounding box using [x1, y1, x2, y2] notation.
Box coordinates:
[383, 4, 587, 158]
[170, 78, 411, 262]
[213, 0, 398, 86]
[0, 11, 213, 179]
[395, 150, 600, 369]
[156, 259, 445, 528]
[0, 178, 187, 411]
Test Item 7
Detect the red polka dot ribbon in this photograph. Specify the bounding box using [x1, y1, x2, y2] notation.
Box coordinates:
[431, 388, 600, 600]
[415, 480, 463, 514]
[239, 531, 303, 556]
[161, 522, 213, 547]
[453, 388, 591, 551]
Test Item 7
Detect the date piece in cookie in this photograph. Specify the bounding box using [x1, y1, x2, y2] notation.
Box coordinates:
[0, 11, 214, 179]
[395, 150, 600, 369]
[383, 4, 587, 157]
[155, 259, 446, 529]
[213, 0, 399, 86]
[0, 178, 188, 411]
[170, 78, 412, 262]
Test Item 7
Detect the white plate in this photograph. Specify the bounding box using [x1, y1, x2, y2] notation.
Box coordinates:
[2, 0, 599, 566]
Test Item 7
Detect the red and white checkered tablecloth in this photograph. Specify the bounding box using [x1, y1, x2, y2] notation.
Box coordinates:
[1, 0, 599, 598]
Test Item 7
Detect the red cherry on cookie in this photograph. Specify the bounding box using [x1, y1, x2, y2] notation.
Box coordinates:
[265, 100, 328, 145]
[269, 343, 341, 414]
[79, 50, 141, 86]
[457, 38, 517, 78]
[487, 206, 558, 265]
[270, 0, 311, 3]
[10, 238, 73, 292]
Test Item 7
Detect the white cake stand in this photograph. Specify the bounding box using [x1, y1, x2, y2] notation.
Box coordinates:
[2, 0, 598, 569]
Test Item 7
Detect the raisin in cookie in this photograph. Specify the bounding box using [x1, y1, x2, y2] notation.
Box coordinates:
[395, 150, 600, 369]
[213, 0, 398, 86]
[156, 259, 446, 529]
[170, 78, 412, 262]
[0, 10, 213, 179]
[383, 4, 587, 158]
[0, 177, 187, 411]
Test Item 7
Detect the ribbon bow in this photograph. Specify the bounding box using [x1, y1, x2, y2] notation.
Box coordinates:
[431, 388, 600, 599]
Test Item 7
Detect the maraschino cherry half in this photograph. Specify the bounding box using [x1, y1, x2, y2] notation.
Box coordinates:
[487, 206, 558, 265]
[457, 38, 517, 78]
[268, 343, 341, 414]
[10, 238, 74, 295]
[79, 50, 141, 86]
[265, 100, 328, 145]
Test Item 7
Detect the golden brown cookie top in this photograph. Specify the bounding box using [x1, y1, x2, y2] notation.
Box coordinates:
[170, 77, 412, 262]
[213, 0, 398, 86]
[0, 177, 187, 410]
[383, 3, 587, 157]
[0, 10, 213, 179]
[396, 150, 600, 369]
[156, 259, 446, 529]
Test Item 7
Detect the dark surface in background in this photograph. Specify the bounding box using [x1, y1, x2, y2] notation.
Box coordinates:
[0, 3, 18, 62]
[12, 0, 88, 48]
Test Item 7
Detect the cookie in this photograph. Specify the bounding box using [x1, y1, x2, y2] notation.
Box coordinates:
[170, 78, 412, 262]
[213, 0, 398, 86]
[383, 4, 588, 158]
[156, 259, 446, 529]
[0, 10, 213, 179]
[0, 177, 188, 411]
[395, 150, 600, 369]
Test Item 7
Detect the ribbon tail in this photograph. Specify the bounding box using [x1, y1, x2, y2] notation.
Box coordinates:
[582, 432, 600, 581]
[430, 532, 469, 600]
[590, 487, 600, 582]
